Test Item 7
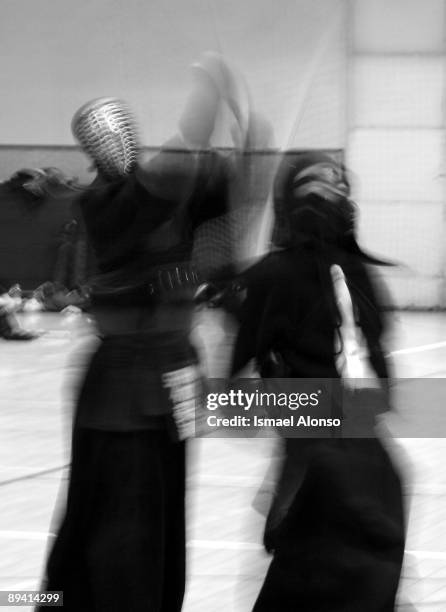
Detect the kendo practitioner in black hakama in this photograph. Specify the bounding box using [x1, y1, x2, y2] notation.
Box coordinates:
[37, 54, 242, 612]
[230, 152, 406, 612]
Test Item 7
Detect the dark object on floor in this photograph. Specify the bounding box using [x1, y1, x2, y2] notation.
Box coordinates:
[0, 311, 39, 341]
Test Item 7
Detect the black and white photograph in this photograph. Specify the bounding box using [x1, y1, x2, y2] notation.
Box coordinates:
[0, 1, 445, 610]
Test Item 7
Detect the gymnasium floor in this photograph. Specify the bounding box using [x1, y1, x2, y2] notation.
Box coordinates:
[0, 310, 446, 611]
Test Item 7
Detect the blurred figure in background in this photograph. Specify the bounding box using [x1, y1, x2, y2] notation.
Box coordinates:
[0, 166, 88, 312]
[37, 53, 248, 612]
[0, 285, 38, 340]
[230, 151, 405, 611]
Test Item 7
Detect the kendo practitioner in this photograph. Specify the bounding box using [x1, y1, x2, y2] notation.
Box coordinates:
[37, 53, 244, 612]
[230, 151, 406, 612]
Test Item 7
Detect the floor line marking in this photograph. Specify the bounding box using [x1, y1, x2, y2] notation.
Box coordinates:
[186, 541, 446, 559]
[0, 531, 55, 541]
[390, 340, 446, 356]
[0, 465, 68, 487]
[0, 531, 444, 561]
[187, 540, 263, 551]
[405, 550, 446, 561]
[3, 581, 40, 592]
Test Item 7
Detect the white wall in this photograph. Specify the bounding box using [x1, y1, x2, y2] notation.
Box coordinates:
[347, 0, 446, 308]
[1, 0, 347, 148]
[3, 0, 445, 308]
